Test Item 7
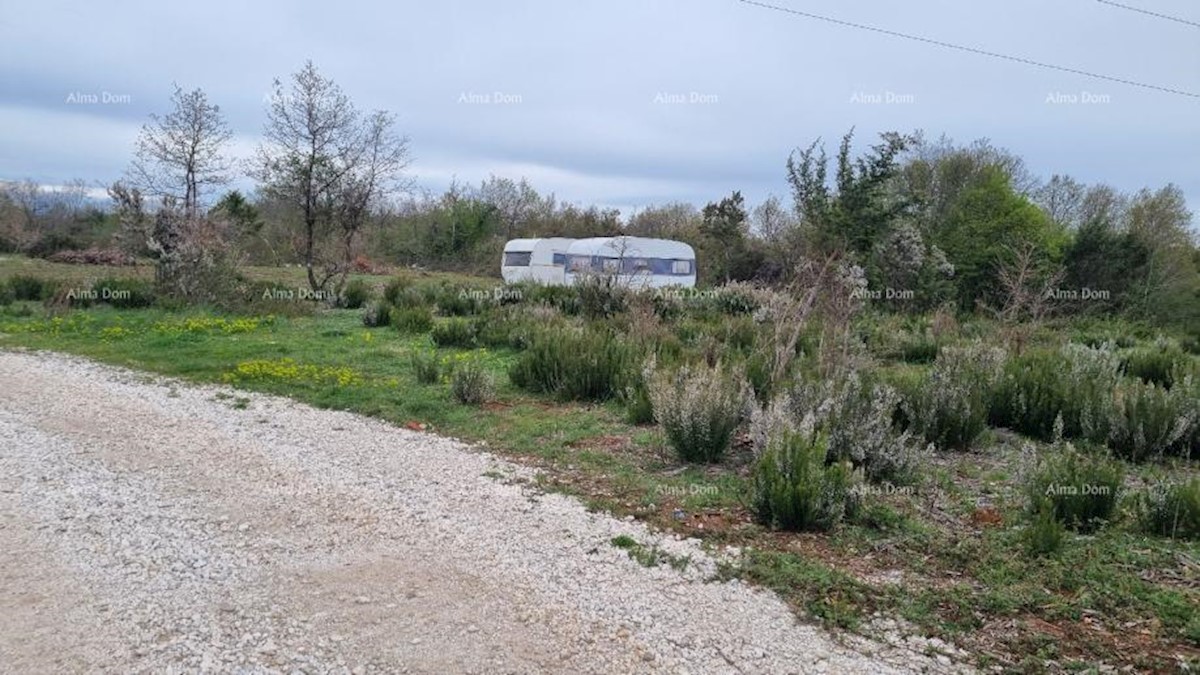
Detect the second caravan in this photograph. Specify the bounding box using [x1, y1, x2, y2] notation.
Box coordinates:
[501, 236, 697, 288]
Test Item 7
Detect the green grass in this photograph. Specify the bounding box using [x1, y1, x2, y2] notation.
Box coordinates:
[0, 254, 491, 295]
[610, 535, 690, 570]
[733, 549, 877, 630]
[735, 519, 1199, 658]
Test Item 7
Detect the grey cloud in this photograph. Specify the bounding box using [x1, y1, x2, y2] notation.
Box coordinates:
[1, 0, 1196, 214]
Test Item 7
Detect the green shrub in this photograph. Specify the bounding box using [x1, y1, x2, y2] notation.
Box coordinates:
[990, 350, 1066, 441]
[410, 351, 441, 384]
[990, 344, 1121, 443]
[522, 283, 581, 315]
[382, 276, 413, 305]
[898, 333, 939, 364]
[1023, 500, 1067, 557]
[906, 345, 1005, 451]
[0, 280, 13, 306]
[862, 317, 940, 362]
[451, 359, 494, 405]
[392, 306, 434, 334]
[1181, 335, 1200, 356]
[214, 279, 314, 318]
[653, 331, 685, 365]
[25, 232, 81, 258]
[1023, 440, 1124, 533]
[647, 363, 746, 463]
[576, 274, 627, 319]
[1174, 375, 1200, 457]
[1137, 478, 1200, 540]
[623, 382, 655, 425]
[1074, 331, 1136, 350]
[474, 308, 538, 350]
[744, 351, 774, 405]
[717, 315, 758, 353]
[361, 301, 392, 328]
[710, 283, 759, 316]
[434, 286, 484, 316]
[338, 278, 371, 309]
[619, 360, 656, 425]
[430, 318, 478, 348]
[1068, 318, 1145, 349]
[773, 371, 928, 485]
[750, 429, 861, 532]
[1, 302, 33, 317]
[1121, 344, 1190, 389]
[390, 287, 427, 309]
[1106, 379, 1194, 462]
[509, 328, 635, 401]
[644, 291, 682, 321]
[8, 275, 52, 301]
[91, 277, 155, 308]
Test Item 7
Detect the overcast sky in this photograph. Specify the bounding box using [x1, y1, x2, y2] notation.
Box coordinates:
[1, 0, 1197, 218]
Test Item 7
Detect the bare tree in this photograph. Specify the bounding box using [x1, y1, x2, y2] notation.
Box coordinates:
[332, 110, 413, 269]
[979, 243, 1064, 353]
[1125, 184, 1197, 314]
[3, 179, 45, 238]
[0, 178, 94, 248]
[1035, 174, 1086, 229]
[478, 175, 542, 239]
[1078, 184, 1128, 228]
[626, 202, 699, 239]
[127, 85, 233, 217]
[254, 61, 410, 292]
[107, 182, 150, 256]
[755, 254, 841, 390]
[750, 195, 794, 244]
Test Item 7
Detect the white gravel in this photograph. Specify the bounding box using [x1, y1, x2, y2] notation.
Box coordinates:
[0, 350, 969, 674]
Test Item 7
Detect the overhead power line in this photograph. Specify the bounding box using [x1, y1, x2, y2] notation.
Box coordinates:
[1095, 0, 1200, 29]
[736, 0, 1200, 99]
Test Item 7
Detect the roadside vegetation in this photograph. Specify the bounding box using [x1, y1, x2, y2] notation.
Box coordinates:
[2, 60, 1199, 672]
[2, 257, 1198, 672]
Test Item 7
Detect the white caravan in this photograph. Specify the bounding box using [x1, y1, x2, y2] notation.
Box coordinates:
[500, 238, 576, 284]
[562, 236, 696, 288]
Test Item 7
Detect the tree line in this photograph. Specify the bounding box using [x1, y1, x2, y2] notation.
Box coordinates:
[0, 61, 1196, 330]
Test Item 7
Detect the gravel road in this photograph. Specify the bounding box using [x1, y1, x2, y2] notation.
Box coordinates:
[0, 350, 965, 674]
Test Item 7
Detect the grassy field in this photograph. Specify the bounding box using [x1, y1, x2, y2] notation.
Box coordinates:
[1, 255, 1197, 673]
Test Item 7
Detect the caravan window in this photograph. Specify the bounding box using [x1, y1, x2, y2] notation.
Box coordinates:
[503, 251, 532, 267]
[670, 259, 692, 275]
[640, 258, 694, 275]
[567, 253, 690, 275]
[552, 253, 566, 266]
[622, 258, 653, 274]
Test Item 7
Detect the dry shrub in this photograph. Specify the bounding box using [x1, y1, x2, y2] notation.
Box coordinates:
[648, 362, 747, 463]
[906, 344, 1006, 451]
[929, 303, 959, 342]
